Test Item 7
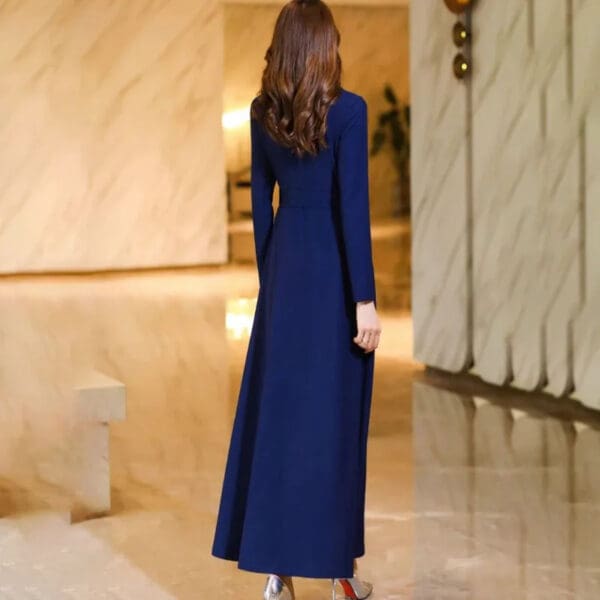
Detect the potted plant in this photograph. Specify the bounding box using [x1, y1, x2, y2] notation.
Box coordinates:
[370, 84, 411, 217]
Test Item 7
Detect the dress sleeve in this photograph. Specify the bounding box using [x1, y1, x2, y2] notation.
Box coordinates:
[335, 97, 376, 303]
[250, 115, 276, 285]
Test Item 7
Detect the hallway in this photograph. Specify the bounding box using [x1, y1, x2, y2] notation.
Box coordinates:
[3, 0, 600, 597]
[2, 229, 600, 598]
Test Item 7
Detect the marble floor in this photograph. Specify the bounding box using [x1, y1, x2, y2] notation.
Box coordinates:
[1, 223, 600, 599]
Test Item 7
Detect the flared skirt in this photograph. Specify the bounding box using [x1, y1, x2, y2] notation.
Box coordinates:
[211, 205, 375, 578]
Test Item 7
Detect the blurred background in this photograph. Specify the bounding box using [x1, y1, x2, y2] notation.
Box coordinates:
[2, 0, 600, 598]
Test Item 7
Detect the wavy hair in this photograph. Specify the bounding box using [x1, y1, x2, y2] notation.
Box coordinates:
[250, 0, 342, 158]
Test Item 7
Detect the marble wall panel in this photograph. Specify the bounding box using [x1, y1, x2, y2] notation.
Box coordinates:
[572, 0, 600, 409]
[412, 0, 600, 408]
[410, 1, 470, 372]
[0, 0, 227, 273]
[0, 273, 231, 514]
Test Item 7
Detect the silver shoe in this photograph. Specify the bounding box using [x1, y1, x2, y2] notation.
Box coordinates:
[263, 575, 293, 600]
[332, 576, 373, 600]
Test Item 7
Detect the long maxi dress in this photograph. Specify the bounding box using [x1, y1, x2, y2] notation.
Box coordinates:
[211, 88, 377, 579]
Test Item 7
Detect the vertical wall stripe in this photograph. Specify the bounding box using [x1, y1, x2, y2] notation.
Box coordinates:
[566, 0, 574, 104]
[578, 121, 587, 304]
[527, 0, 535, 50]
[465, 9, 474, 368]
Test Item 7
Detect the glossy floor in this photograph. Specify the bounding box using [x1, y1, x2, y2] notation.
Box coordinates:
[1, 250, 600, 598]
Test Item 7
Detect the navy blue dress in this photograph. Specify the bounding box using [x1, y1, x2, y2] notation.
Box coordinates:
[211, 88, 376, 579]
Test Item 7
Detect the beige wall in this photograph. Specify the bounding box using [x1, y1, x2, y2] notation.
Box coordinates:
[0, 0, 227, 273]
[411, 0, 600, 409]
[0, 0, 409, 274]
[224, 2, 410, 218]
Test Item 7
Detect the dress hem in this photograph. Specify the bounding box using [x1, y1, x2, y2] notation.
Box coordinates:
[211, 548, 366, 580]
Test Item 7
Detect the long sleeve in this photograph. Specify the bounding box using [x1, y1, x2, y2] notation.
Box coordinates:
[250, 116, 276, 285]
[335, 97, 376, 303]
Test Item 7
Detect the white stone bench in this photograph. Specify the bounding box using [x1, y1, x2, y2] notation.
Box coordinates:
[71, 371, 126, 521]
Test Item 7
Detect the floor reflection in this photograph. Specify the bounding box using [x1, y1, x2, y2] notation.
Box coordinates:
[413, 376, 600, 600]
[0, 248, 600, 597]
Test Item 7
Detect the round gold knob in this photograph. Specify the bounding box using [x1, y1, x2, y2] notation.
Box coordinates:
[453, 53, 470, 79]
[452, 22, 470, 47]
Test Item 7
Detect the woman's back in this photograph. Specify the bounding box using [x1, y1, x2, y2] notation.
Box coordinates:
[250, 88, 375, 303]
[254, 88, 366, 197]
[212, 0, 381, 589]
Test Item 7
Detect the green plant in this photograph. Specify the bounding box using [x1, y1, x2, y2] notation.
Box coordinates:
[370, 84, 411, 215]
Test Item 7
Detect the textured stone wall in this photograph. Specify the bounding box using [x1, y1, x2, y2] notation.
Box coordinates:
[411, 0, 600, 409]
[0, 0, 227, 273]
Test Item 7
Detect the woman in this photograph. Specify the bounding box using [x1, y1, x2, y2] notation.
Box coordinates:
[211, 1, 381, 598]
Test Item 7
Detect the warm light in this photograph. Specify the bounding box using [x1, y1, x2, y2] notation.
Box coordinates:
[226, 297, 257, 340]
[222, 107, 250, 130]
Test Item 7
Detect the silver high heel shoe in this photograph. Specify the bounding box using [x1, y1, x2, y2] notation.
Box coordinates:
[263, 574, 293, 600]
[331, 576, 373, 600]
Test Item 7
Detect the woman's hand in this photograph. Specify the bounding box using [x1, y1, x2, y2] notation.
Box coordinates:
[353, 301, 381, 353]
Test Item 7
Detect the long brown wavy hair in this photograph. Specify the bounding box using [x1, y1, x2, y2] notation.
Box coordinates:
[250, 0, 342, 158]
